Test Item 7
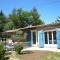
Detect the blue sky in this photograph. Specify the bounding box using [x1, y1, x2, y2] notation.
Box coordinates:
[0, 0, 60, 24]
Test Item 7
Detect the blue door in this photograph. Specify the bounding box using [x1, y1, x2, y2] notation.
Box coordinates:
[56, 30, 60, 49]
[38, 31, 44, 48]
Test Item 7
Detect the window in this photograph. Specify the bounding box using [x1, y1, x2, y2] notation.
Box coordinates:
[53, 31, 56, 40]
[49, 32, 52, 40]
[32, 31, 36, 44]
[49, 32, 52, 44]
[44, 31, 57, 44]
[53, 31, 57, 44]
[44, 32, 48, 44]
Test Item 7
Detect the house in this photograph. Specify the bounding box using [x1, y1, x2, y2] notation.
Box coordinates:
[5, 23, 60, 49]
[20, 23, 60, 49]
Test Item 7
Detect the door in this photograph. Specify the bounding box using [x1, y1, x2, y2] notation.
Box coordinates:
[32, 30, 37, 46]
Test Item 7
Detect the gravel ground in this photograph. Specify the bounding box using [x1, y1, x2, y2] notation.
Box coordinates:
[9, 51, 50, 60]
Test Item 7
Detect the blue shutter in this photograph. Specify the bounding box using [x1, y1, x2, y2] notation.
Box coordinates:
[27, 31, 31, 47]
[38, 31, 44, 48]
[56, 30, 60, 49]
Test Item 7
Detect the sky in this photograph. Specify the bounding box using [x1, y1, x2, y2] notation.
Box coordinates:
[0, 0, 60, 24]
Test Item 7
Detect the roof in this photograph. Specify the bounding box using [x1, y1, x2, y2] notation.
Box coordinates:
[5, 29, 20, 33]
[5, 23, 60, 33]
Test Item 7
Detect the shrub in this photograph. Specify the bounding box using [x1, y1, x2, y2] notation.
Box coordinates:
[14, 44, 23, 54]
[0, 44, 6, 60]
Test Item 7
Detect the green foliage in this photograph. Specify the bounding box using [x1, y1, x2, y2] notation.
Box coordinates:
[30, 7, 44, 25]
[9, 9, 19, 28]
[9, 8, 32, 28]
[0, 10, 6, 32]
[0, 10, 7, 39]
[14, 44, 23, 54]
[13, 31, 27, 42]
[0, 44, 6, 60]
[4, 20, 15, 30]
[55, 16, 60, 23]
[0, 8, 44, 32]
[43, 52, 60, 60]
[9, 8, 44, 28]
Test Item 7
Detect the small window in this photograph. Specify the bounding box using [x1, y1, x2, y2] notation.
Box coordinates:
[53, 31, 57, 44]
[44, 32, 48, 44]
[53, 31, 56, 40]
[49, 32, 52, 44]
[32, 31, 36, 44]
[49, 32, 52, 40]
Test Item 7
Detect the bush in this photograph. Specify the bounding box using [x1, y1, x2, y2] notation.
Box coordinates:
[14, 44, 23, 54]
[0, 44, 6, 60]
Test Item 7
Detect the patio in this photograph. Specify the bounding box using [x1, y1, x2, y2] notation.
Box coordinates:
[22, 46, 60, 52]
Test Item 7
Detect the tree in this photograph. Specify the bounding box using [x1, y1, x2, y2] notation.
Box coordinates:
[9, 8, 32, 28]
[4, 20, 15, 30]
[0, 10, 6, 31]
[0, 10, 6, 37]
[30, 8, 44, 25]
[9, 8, 44, 28]
[9, 9, 18, 28]
[55, 16, 60, 23]
[17, 9, 32, 27]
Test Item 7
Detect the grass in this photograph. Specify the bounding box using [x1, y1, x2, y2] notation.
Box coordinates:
[8, 51, 60, 60]
[43, 52, 60, 60]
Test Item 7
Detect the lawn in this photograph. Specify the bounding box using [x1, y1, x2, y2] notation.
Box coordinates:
[8, 51, 60, 60]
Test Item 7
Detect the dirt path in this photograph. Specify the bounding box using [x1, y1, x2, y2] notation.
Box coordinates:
[19, 51, 50, 60]
[9, 51, 50, 60]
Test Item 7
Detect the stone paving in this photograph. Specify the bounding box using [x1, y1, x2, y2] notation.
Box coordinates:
[22, 47, 60, 52]
[9, 51, 19, 60]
